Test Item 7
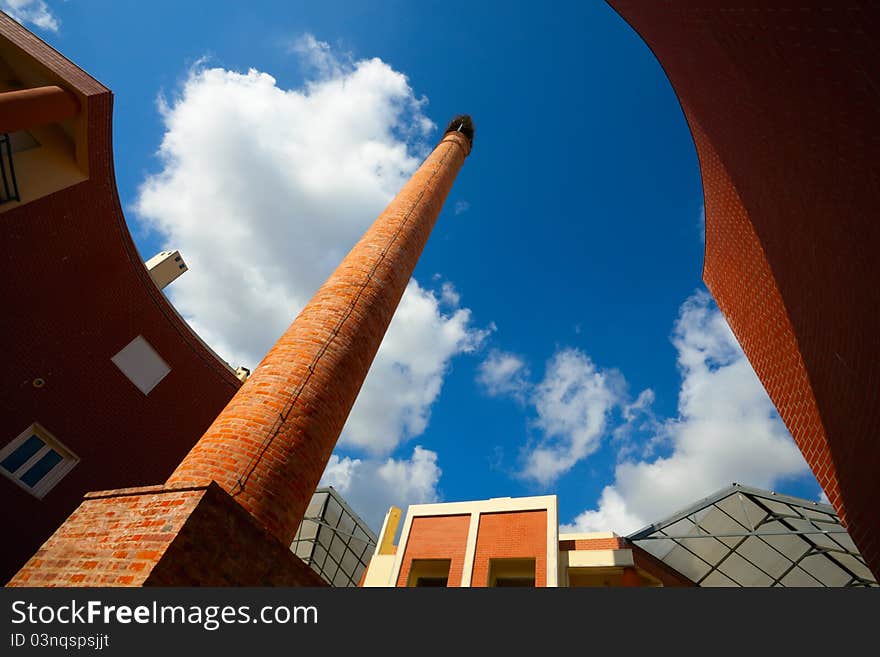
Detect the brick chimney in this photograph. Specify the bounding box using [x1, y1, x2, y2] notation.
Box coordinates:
[8, 118, 474, 586]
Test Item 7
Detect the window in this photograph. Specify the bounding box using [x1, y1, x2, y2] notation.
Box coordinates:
[1, 423, 78, 498]
[111, 335, 171, 395]
[488, 558, 536, 587]
[407, 559, 452, 587]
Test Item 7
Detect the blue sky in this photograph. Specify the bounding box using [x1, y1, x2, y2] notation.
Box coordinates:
[10, 0, 824, 532]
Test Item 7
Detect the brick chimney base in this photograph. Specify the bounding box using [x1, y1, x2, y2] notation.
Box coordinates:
[7, 482, 326, 587]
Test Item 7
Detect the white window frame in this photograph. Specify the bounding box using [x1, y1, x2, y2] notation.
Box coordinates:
[0, 423, 79, 498]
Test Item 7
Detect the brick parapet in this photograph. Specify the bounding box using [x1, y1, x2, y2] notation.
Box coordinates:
[559, 537, 628, 552]
[8, 482, 325, 587]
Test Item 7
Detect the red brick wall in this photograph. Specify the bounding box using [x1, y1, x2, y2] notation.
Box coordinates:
[8, 485, 207, 586]
[559, 537, 628, 551]
[608, 0, 880, 577]
[396, 515, 471, 587]
[8, 483, 325, 587]
[0, 15, 240, 583]
[471, 510, 547, 587]
[167, 131, 471, 547]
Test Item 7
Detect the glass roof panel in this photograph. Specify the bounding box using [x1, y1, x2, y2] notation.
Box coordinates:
[758, 522, 812, 561]
[661, 544, 712, 582]
[640, 537, 677, 560]
[322, 561, 339, 583]
[715, 493, 767, 530]
[627, 485, 877, 587]
[676, 535, 731, 565]
[298, 521, 318, 541]
[664, 518, 697, 537]
[305, 492, 327, 518]
[316, 525, 335, 549]
[341, 549, 359, 576]
[779, 566, 822, 587]
[337, 512, 356, 536]
[829, 531, 858, 553]
[329, 534, 347, 561]
[717, 552, 774, 586]
[737, 536, 792, 578]
[333, 568, 351, 587]
[688, 505, 740, 547]
[831, 553, 875, 582]
[785, 517, 841, 550]
[312, 544, 328, 570]
[701, 570, 740, 587]
[799, 553, 851, 587]
[294, 540, 314, 560]
[324, 498, 343, 527]
[760, 499, 799, 516]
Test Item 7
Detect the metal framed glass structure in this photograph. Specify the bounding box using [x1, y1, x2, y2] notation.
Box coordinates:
[628, 484, 877, 587]
[290, 487, 377, 587]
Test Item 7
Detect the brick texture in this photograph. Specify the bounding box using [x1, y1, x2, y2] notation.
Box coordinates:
[0, 15, 240, 583]
[166, 130, 472, 547]
[396, 515, 471, 587]
[471, 511, 547, 587]
[559, 537, 628, 551]
[8, 483, 325, 587]
[609, 0, 880, 578]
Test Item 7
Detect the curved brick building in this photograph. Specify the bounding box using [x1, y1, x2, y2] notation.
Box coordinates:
[0, 14, 242, 581]
[607, 1, 880, 577]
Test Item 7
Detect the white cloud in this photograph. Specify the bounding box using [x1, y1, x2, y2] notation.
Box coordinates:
[476, 349, 530, 401]
[341, 280, 489, 454]
[320, 446, 441, 531]
[524, 349, 625, 485]
[562, 290, 810, 535]
[136, 36, 486, 457]
[454, 200, 470, 215]
[439, 281, 460, 307]
[1, 0, 58, 31]
[477, 346, 635, 484]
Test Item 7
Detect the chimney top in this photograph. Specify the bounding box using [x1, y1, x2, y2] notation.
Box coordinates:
[444, 114, 474, 149]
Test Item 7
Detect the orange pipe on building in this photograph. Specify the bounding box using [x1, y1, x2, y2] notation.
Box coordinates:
[167, 120, 474, 546]
[0, 85, 79, 133]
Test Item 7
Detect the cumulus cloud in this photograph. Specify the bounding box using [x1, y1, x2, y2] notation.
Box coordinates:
[1, 0, 58, 31]
[320, 446, 441, 531]
[524, 349, 626, 485]
[341, 280, 489, 453]
[136, 36, 486, 457]
[478, 346, 632, 485]
[562, 291, 810, 535]
[476, 349, 531, 402]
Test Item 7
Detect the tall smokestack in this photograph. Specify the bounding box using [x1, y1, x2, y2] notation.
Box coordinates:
[166, 118, 474, 545]
[8, 117, 474, 587]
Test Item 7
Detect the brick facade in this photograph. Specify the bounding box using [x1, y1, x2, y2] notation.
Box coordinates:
[471, 511, 548, 587]
[608, 0, 880, 577]
[0, 14, 240, 583]
[396, 515, 471, 587]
